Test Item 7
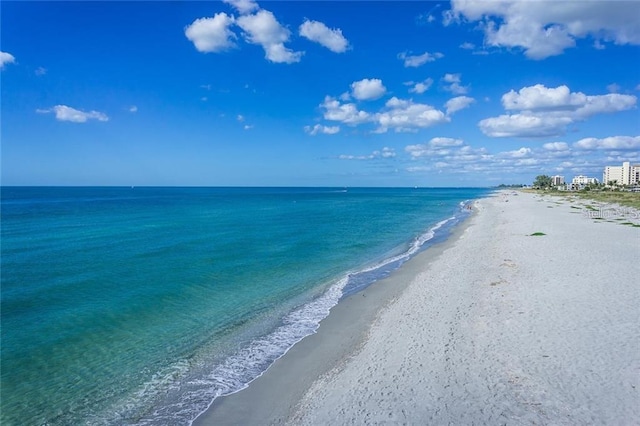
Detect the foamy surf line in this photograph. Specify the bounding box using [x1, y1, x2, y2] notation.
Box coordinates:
[187, 201, 476, 425]
[96, 201, 477, 426]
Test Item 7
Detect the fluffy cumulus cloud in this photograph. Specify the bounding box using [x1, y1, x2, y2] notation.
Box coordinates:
[36, 105, 109, 123]
[0, 51, 16, 69]
[430, 137, 464, 147]
[350, 78, 387, 101]
[304, 124, 340, 135]
[398, 51, 444, 67]
[406, 138, 549, 175]
[445, 96, 475, 115]
[320, 96, 371, 125]
[442, 73, 469, 95]
[186, 4, 304, 64]
[222, 0, 259, 15]
[406, 78, 434, 94]
[403, 132, 639, 179]
[499, 147, 533, 158]
[299, 20, 349, 53]
[447, 0, 640, 59]
[405, 137, 464, 158]
[479, 114, 573, 138]
[406, 140, 494, 175]
[480, 84, 637, 137]
[573, 135, 640, 150]
[185, 13, 237, 53]
[543, 142, 569, 151]
[375, 98, 449, 133]
[237, 10, 303, 63]
[339, 147, 396, 160]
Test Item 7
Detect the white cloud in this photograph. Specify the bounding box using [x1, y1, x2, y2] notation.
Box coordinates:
[223, 0, 259, 15]
[351, 78, 387, 101]
[36, 105, 109, 123]
[445, 96, 475, 115]
[375, 98, 449, 133]
[499, 147, 532, 158]
[0, 51, 16, 69]
[237, 114, 245, 122]
[398, 51, 444, 67]
[442, 73, 469, 95]
[406, 140, 492, 170]
[339, 147, 395, 160]
[408, 78, 434, 94]
[304, 124, 340, 135]
[543, 142, 569, 151]
[574, 136, 640, 150]
[448, 0, 640, 59]
[459, 42, 475, 50]
[299, 20, 349, 53]
[237, 10, 303, 63]
[185, 13, 237, 53]
[480, 84, 637, 137]
[129, 105, 138, 113]
[501, 84, 585, 111]
[405, 137, 464, 158]
[430, 137, 464, 147]
[607, 83, 621, 94]
[403, 132, 640, 179]
[321, 96, 371, 125]
[244, 124, 254, 130]
[35, 66, 47, 76]
[479, 114, 573, 138]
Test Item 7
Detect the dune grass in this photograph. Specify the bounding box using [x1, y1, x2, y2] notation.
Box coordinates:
[521, 189, 640, 210]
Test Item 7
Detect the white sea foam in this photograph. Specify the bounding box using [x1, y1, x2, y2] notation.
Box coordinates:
[99, 206, 472, 426]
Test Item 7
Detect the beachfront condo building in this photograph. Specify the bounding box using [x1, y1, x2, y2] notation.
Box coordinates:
[551, 175, 565, 186]
[603, 161, 640, 186]
[572, 175, 598, 185]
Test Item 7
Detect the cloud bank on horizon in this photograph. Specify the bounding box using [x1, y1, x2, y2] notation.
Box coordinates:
[2, 0, 639, 186]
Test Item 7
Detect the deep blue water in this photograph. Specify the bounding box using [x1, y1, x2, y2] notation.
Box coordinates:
[1, 186, 489, 425]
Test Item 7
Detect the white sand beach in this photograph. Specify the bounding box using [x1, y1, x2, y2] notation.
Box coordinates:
[194, 191, 639, 425]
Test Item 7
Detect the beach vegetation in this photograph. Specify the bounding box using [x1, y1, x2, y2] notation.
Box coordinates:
[529, 232, 546, 236]
[533, 175, 553, 189]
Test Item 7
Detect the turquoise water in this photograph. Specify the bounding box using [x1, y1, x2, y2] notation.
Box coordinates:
[1, 187, 489, 425]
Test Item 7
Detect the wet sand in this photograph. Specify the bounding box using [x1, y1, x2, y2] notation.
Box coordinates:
[194, 191, 640, 425]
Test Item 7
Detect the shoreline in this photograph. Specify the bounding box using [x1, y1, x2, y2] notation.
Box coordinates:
[192, 199, 482, 425]
[194, 190, 639, 425]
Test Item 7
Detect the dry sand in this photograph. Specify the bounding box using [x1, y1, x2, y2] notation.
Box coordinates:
[194, 191, 639, 425]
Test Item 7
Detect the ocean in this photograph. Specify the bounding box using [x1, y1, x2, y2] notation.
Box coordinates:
[1, 186, 489, 425]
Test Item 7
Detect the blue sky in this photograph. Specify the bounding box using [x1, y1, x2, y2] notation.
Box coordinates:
[2, 0, 639, 186]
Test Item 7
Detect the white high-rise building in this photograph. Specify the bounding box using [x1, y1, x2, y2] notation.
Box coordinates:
[551, 175, 564, 186]
[603, 162, 640, 186]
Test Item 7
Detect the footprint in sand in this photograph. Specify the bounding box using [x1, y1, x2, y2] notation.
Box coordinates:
[490, 278, 508, 286]
[500, 259, 517, 268]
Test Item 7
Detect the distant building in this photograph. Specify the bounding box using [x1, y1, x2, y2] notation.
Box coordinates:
[568, 175, 598, 191]
[551, 175, 565, 186]
[603, 162, 640, 186]
[572, 175, 598, 185]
